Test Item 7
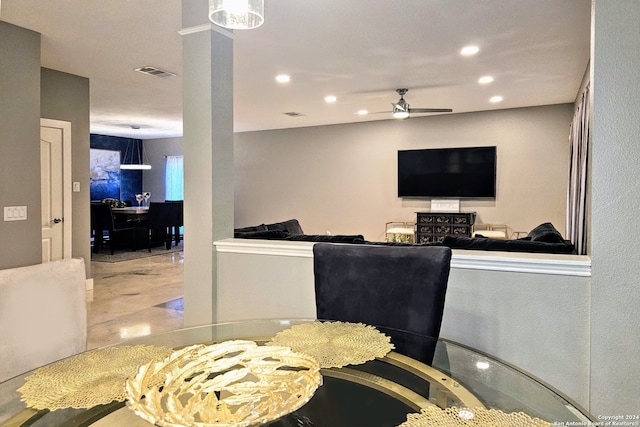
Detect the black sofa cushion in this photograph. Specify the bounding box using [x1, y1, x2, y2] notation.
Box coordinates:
[264, 219, 304, 235]
[234, 224, 268, 233]
[526, 222, 565, 243]
[443, 235, 576, 254]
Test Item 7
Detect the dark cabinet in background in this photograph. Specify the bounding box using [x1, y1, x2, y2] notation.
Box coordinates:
[416, 212, 476, 243]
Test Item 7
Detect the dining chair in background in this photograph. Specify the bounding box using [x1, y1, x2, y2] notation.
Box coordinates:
[138, 202, 173, 252]
[165, 200, 184, 246]
[90, 203, 136, 255]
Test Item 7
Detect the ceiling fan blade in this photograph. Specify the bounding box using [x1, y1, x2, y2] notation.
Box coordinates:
[409, 107, 453, 113]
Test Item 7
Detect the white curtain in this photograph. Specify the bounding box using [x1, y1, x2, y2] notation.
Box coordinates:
[165, 156, 184, 201]
[566, 82, 590, 255]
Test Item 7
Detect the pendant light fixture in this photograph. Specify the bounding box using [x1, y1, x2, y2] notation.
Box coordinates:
[120, 126, 152, 170]
[209, 0, 264, 30]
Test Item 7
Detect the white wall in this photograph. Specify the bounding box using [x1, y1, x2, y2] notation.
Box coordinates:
[235, 104, 573, 241]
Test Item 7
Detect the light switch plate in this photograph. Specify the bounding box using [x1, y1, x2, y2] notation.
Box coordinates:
[4, 206, 27, 221]
[73, 182, 81, 192]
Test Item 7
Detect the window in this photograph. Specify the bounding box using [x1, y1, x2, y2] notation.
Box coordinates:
[165, 156, 184, 201]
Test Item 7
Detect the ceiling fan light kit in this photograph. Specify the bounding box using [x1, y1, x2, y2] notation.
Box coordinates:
[209, 0, 264, 30]
[392, 106, 410, 120]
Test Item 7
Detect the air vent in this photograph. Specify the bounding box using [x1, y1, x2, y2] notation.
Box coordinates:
[283, 112, 305, 117]
[134, 66, 177, 78]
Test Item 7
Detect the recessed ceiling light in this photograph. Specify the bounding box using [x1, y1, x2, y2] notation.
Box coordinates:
[324, 95, 337, 103]
[478, 76, 494, 84]
[460, 45, 479, 56]
[357, 110, 369, 116]
[275, 74, 290, 83]
[490, 95, 503, 103]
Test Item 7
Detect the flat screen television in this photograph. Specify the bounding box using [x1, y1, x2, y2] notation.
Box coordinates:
[398, 146, 497, 198]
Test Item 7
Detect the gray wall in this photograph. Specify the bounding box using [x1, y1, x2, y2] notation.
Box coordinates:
[590, 0, 640, 416]
[0, 22, 91, 276]
[41, 68, 91, 276]
[234, 104, 573, 241]
[0, 22, 42, 269]
[142, 137, 184, 203]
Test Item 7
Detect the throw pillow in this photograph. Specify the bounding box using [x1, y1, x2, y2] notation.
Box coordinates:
[527, 222, 565, 243]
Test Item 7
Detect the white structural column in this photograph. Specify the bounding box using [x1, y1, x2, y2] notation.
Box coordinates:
[181, 0, 234, 326]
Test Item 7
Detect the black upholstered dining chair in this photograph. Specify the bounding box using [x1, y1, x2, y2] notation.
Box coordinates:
[164, 200, 183, 246]
[313, 243, 452, 363]
[137, 202, 173, 252]
[305, 243, 453, 425]
[90, 203, 136, 255]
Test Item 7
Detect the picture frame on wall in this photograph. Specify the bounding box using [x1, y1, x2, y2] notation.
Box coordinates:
[89, 148, 121, 201]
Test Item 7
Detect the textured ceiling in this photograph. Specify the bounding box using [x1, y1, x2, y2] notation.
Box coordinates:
[0, 0, 591, 139]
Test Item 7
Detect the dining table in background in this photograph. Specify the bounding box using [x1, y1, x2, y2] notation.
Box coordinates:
[110, 206, 149, 224]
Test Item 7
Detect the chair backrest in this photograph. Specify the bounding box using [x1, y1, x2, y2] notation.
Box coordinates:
[165, 200, 183, 227]
[147, 202, 172, 228]
[313, 243, 452, 362]
[91, 202, 115, 231]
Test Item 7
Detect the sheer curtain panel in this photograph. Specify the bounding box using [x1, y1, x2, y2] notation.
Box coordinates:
[566, 83, 590, 255]
[165, 156, 184, 201]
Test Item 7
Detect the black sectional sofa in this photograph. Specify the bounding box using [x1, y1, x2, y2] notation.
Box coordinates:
[234, 219, 365, 243]
[234, 219, 576, 255]
[442, 222, 576, 254]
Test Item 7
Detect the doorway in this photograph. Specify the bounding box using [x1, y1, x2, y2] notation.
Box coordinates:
[40, 118, 72, 262]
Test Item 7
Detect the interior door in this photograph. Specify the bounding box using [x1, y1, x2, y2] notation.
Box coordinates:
[40, 119, 72, 262]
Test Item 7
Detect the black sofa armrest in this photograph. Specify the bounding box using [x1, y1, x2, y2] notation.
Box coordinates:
[283, 234, 364, 243]
[234, 230, 289, 239]
[443, 235, 577, 254]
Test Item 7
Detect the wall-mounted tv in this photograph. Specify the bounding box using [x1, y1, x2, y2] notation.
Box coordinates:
[398, 146, 497, 198]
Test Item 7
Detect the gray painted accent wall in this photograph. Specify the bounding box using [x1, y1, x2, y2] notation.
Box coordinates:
[41, 68, 91, 277]
[0, 23, 91, 276]
[0, 22, 42, 269]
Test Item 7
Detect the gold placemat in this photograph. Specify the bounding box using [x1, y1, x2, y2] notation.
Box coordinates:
[266, 321, 394, 368]
[125, 340, 322, 427]
[18, 345, 173, 410]
[397, 406, 551, 427]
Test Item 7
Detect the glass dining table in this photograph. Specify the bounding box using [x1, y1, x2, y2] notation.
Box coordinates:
[0, 319, 594, 427]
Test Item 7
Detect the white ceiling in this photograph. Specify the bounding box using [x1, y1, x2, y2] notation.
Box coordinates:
[0, 0, 591, 139]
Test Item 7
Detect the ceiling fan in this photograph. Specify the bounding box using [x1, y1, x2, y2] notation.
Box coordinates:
[387, 88, 452, 119]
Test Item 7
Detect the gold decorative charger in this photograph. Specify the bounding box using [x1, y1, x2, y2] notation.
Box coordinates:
[18, 345, 173, 410]
[267, 321, 394, 368]
[397, 406, 551, 427]
[125, 340, 322, 427]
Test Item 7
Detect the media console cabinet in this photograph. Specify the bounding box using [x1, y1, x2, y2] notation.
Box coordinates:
[416, 211, 476, 243]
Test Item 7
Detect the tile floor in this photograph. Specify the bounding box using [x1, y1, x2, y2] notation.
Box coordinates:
[87, 250, 184, 349]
